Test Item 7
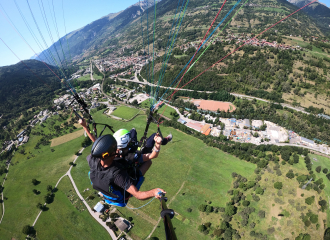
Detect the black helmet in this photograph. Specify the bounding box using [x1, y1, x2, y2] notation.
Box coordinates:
[91, 134, 117, 159]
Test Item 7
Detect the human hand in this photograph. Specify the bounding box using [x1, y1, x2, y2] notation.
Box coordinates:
[78, 118, 87, 128]
[154, 188, 166, 199]
[154, 133, 162, 145]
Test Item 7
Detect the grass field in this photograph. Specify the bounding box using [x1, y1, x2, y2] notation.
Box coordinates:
[34, 177, 110, 239]
[51, 129, 85, 147]
[77, 75, 91, 81]
[111, 105, 141, 120]
[71, 111, 256, 240]
[93, 74, 103, 80]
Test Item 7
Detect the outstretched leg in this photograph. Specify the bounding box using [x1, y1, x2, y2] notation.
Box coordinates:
[142, 133, 173, 154]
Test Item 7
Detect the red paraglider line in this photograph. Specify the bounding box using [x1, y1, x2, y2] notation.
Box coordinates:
[171, 0, 228, 92]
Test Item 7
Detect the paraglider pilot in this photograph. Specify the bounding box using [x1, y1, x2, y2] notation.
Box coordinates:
[79, 118, 172, 207]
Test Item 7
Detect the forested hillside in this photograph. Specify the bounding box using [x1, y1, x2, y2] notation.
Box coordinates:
[0, 60, 61, 127]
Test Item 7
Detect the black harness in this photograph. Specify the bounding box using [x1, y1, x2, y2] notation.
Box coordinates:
[88, 150, 140, 199]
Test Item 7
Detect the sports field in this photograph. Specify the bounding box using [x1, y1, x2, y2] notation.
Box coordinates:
[51, 129, 85, 147]
[111, 105, 141, 120]
[193, 99, 236, 112]
[71, 111, 256, 240]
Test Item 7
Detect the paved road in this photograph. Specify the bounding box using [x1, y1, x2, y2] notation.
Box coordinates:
[90, 60, 94, 81]
[118, 76, 311, 115]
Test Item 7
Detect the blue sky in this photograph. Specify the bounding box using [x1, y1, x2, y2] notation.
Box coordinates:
[320, 0, 330, 7]
[0, 0, 329, 67]
[0, 0, 138, 66]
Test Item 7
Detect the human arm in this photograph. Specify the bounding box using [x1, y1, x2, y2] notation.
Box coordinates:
[78, 118, 96, 142]
[126, 184, 166, 200]
[142, 133, 162, 162]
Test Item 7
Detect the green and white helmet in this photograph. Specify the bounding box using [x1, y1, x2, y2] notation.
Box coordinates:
[113, 129, 131, 149]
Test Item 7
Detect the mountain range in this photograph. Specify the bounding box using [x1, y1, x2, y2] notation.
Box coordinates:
[288, 0, 330, 34]
[32, 0, 329, 65]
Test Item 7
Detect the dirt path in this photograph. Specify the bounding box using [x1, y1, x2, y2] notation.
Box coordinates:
[125, 203, 158, 225]
[0, 163, 11, 224]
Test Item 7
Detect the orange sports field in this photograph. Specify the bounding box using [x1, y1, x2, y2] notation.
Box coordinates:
[192, 100, 236, 112]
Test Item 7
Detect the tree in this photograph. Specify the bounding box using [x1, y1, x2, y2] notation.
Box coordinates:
[319, 199, 327, 208]
[252, 195, 260, 202]
[316, 166, 322, 173]
[255, 187, 264, 195]
[305, 196, 315, 205]
[22, 225, 32, 235]
[304, 220, 311, 227]
[324, 227, 330, 240]
[198, 225, 206, 232]
[44, 193, 53, 204]
[310, 214, 318, 224]
[214, 229, 224, 237]
[274, 182, 283, 189]
[110, 213, 119, 219]
[242, 200, 250, 207]
[36, 203, 43, 210]
[47, 185, 53, 192]
[32, 179, 38, 185]
[225, 205, 237, 216]
[286, 172, 295, 179]
[32, 189, 38, 195]
[82, 137, 92, 147]
[205, 205, 213, 213]
[198, 204, 207, 212]
[323, 168, 329, 174]
[258, 210, 265, 218]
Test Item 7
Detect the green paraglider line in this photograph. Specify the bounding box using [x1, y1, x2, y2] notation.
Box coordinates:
[186, 0, 249, 73]
[151, 0, 157, 106]
[154, 0, 189, 103]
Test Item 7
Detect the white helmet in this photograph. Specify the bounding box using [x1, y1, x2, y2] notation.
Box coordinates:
[113, 129, 131, 149]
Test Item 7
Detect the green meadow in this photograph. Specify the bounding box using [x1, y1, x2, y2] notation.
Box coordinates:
[34, 177, 109, 239]
[111, 105, 141, 120]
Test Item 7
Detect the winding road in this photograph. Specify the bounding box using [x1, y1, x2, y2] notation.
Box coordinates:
[117, 76, 310, 115]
